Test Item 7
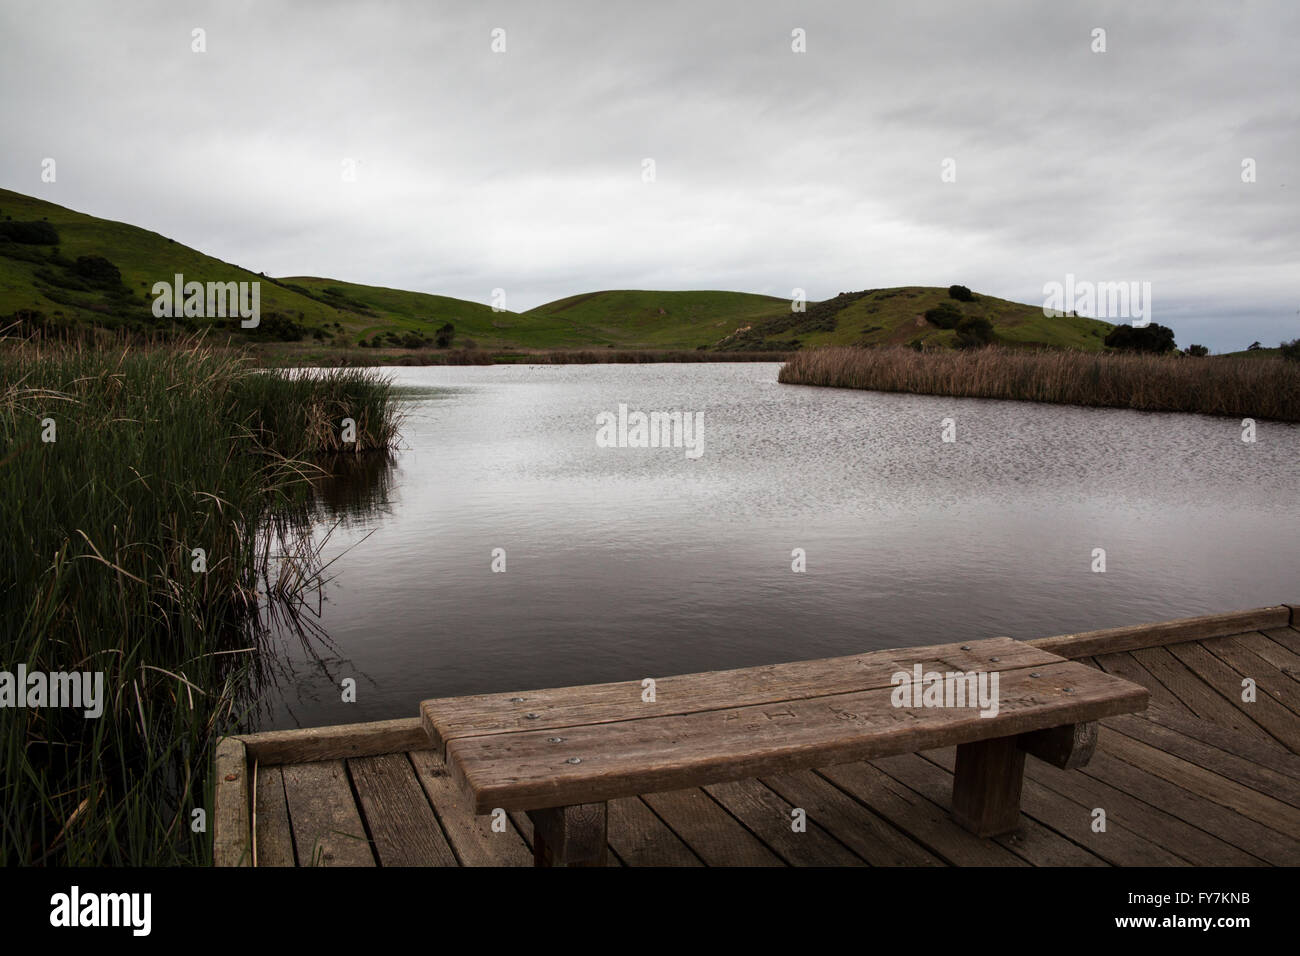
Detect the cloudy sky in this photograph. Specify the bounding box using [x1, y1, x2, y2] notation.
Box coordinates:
[2, 0, 1296, 351]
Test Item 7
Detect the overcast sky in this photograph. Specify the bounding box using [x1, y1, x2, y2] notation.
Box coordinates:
[2, 0, 1296, 351]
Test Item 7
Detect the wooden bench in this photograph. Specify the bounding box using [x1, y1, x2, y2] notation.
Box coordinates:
[420, 637, 1149, 866]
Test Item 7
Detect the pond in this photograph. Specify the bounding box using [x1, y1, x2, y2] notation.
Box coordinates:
[254, 362, 1300, 730]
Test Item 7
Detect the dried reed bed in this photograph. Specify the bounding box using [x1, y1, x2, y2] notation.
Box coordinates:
[778, 346, 1300, 421]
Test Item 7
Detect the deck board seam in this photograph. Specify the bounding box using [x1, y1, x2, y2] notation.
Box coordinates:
[634, 796, 710, 867]
[341, 758, 382, 867]
[1162, 642, 1294, 751]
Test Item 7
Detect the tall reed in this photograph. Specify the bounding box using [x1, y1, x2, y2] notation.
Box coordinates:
[778, 346, 1300, 421]
[0, 335, 401, 864]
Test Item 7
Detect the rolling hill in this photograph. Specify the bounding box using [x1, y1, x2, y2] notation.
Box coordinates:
[0, 186, 1116, 354]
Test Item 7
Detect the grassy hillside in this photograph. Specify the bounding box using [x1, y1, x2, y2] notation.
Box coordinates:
[0, 188, 505, 346]
[1, 186, 1119, 355]
[521, 289, 792, 349]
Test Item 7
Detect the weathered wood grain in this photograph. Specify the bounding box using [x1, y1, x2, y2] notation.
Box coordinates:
[1102, 732, 1300, 836]
[950, 735, 1026, 837]
[703, 777, 863, 865]
[1162, 641, 1298, 750]
[640, 788, 785, 866]
[527, 803, 608, 866]
[280, 760, 375, 866]
[1019, 721, 1098, 769]
[349, 753, 458, 866]
[443, 661, 1146, 812]
[818, 761, 1028, 866]
[878, 751, 1114, 866]
[1103, 713, 1300, 809]
[1094, 651, 1196, 717]
[422, 637, 1063, 752]
[252, 764, 295, 867]
[1029, 607, 1290, 658]
[213, 737, 250, 867]
[606, 797, 703, 866]
[1077, 749, 1300, 865]
[407, 749, 533, 866]
[240, 717, 425, 766]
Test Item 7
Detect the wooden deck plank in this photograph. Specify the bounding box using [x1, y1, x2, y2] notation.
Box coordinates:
[280, 760, 375, 867]
[407, 749, 532, 866]
[422, 638, 1063, 750]
[915, 748, 1184, 866]
[1199, 635, 1300, 723]
[252, 765, 295, 867]
[443, 661, 1147, 812]
[1262, 626, 1300, 657]
[1076, 749, 1300, 865]
[817, 761, 1028, 866]
[640, 788, 786, 866]
[1163, 641, 1300, 750]
[1235, 630, 1300, 681]
[1011, 737, 1266, 866]
[874, 751, 1117, 866]
[1101, 732, 1300, 836]
[1094, 651, 1197, 717]
[607, 797, 704, 866]
[1104, 714, 1300, 809]
[703, 777, 865, 865]
[1129, 644, 1277, 745]
[1141, 705, 1300, 770]
[760, 769, 944, 866]
[349, 753, 458, 867]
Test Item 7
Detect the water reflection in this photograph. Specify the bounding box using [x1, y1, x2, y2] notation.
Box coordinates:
[239, 450, 398, 729]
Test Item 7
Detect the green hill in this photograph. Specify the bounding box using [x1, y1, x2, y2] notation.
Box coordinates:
[0, 187, 1115, 353]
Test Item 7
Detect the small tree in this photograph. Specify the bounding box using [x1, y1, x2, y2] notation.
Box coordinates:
[948, 284, 973, 302]
[1280, 339, 1300, 362]
[1185, 344, 1209, 357]
[434, 322, 455, 347]
[1247, 341, 1262, 350]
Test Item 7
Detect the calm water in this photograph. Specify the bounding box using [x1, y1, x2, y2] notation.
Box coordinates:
[255, 362, 1300, 730]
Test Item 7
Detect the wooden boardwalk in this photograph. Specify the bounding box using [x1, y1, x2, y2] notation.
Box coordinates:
[216, 605, 1300, 866]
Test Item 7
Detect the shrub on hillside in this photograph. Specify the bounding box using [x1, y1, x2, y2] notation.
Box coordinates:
[0, 220, 60, 244]
[948, 285, 974, 302]
[924, 301, 962, 329]
[1185, 344, 1209, 357]
[1104, 323, 1177, 353]
[434, 322, 455, 347]
[73, 255, 122, 287]
[954, 315, 995, 348]
[1280, 339, 1300, 362]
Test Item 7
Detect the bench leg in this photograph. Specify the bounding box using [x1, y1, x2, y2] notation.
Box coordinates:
[950, 736, 1026, 837]
[1018, 721, 1098, 770]
[526, 803, 607, 867]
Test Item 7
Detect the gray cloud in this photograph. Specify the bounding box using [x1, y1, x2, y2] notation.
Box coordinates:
[2, 0, 1295, 350]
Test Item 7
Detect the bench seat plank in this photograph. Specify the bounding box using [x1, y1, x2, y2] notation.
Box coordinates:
[423, 637, 1065, 752]
[437, 658, 1147, 813]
